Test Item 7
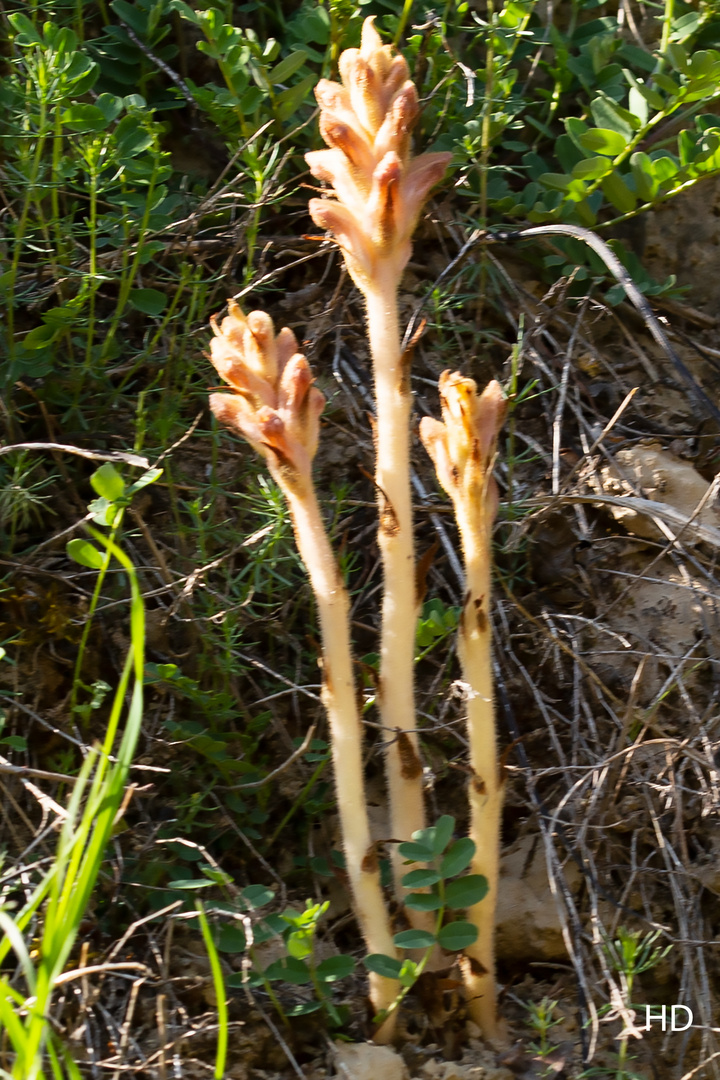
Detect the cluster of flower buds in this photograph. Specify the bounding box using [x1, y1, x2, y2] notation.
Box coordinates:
[208, 301, 325, 494]
[419, 371, 506, 523]
[306, 17, 451, 288]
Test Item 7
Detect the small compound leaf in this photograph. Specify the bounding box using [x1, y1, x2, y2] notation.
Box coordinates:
[437, 921, 479, 951]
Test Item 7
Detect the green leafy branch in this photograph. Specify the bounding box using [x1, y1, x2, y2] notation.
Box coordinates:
[365, 815, 487, 1026]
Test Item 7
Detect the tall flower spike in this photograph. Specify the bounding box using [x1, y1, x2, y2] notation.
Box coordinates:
[420, 372, 506, 1042]
[306, 17, 451, 287]
[209, 304, 400, 1041]
[308, 20, 451, 924]
[209, 301, 325, 496]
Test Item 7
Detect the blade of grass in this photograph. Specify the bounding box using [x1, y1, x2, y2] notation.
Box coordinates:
[195, 902, 228, 1080]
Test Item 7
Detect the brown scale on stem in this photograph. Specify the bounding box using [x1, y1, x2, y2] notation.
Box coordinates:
[397, 730, 423, 781]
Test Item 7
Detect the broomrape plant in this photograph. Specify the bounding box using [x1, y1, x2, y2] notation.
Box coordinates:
[208, 18, 505, 1043]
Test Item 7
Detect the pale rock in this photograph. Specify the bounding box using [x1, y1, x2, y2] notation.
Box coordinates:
[593, 442, 718, 544]
[333, 1042, 410, 1080]
[495, 836, 578, 962]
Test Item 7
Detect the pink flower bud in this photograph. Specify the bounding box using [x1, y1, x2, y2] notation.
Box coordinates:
[208, 305, 325, 491]
[306, 17, 451, 288]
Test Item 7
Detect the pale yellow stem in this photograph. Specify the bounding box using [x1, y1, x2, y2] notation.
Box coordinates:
[362, 273, 430, 920]
[285, 484, 399, 1040]
[454, 505, 502, 1042]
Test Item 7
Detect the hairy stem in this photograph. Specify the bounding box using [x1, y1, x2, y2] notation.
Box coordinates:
[455, 509, 502, 1041]
[285, 483, 399, 1039]
[364, 273, 428, 912]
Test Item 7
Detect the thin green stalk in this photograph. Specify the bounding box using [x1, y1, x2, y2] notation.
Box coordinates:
[477, 0, 495, 326]
[196, 903, 228, 1080]
[84, 143, 101, 373]
[660, 0, 675, 55]
[265, 758, 328, 849]
[68, 509, 124, 722]
[5, 99, 49, 364]
[20, 532, 145, 1077]
[97, 157, 164, 366]
[393, 0, 415, 46]
[479, 0, 495, 231]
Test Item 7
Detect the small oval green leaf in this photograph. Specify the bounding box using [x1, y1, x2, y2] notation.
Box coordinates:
[437, 921, 479, 951]
[401, 868, 441, 889]
[398, 840, 434, 863]
[217, 925, 247, 952]
[22, 324, 59, 350]
[242, 884, 274, 909]
[430, 814, 456, 856]
[393, 929, 436, 950]
[61, 104, 107, 132]
[601, 171, 637, 213]
[404, 892, 443, 912]
[91, 462, 126, 502]
[578, 128, 628, 157]
[364, 954, 403, 979]
[67, 539, 104, 569]
[439, 837, 475, 878]
[268, 49, 308, 84]
[129, 288, 167, 316]
[572, 156, 612, 181]
[445, 874, 489, 910]
[315, 955, 355, 981]
[263, 957, 311, 984]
